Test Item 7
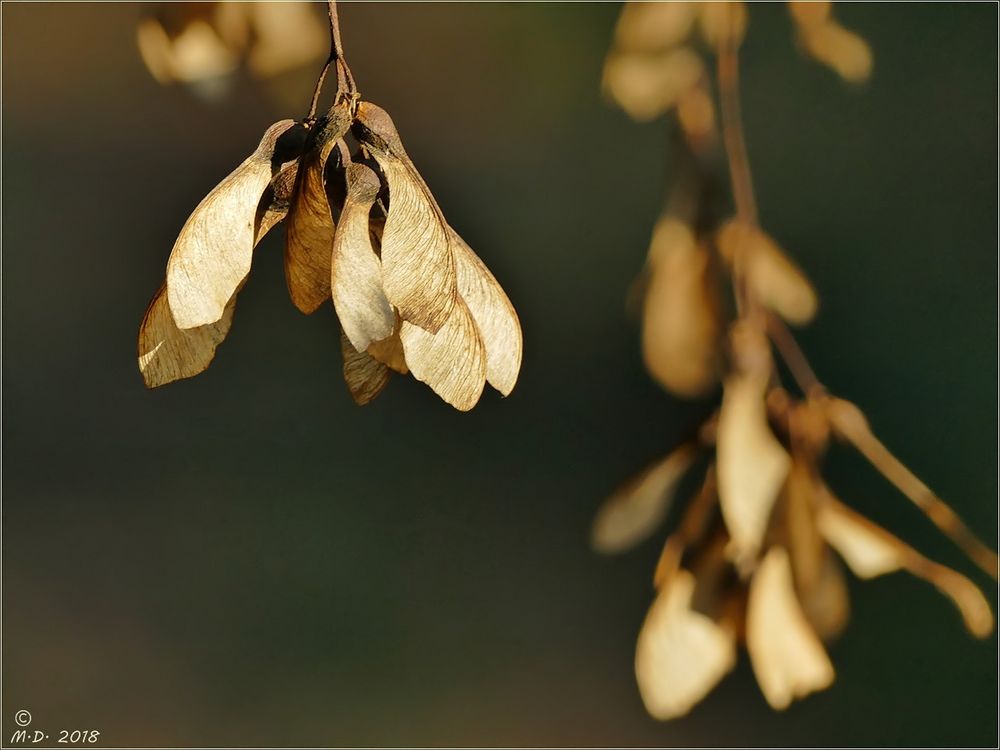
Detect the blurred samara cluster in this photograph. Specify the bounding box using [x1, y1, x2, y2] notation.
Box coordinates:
[593, 0, 995, 722]
[136, 2, 328, 98]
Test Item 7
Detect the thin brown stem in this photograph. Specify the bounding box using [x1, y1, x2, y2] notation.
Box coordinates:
[715, 29, 757, 319]
[305, 1, 357, 121]
[766, 314, 823, 396]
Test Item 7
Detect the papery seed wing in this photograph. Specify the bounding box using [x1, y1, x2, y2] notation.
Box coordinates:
[602, 47, 704, 123]
[746, 547, 835, 710]
[642, 218, 722, 397]
[340, 329, 390, 406]
[591, 443, 698, 555]
[450, 228, 522, 396]
[798, 552, 851, 641]
[284, 103, 353, 314]
[716, 373, 791, 569]
[367, 323, 409, 375]
[142, 157, 300, 388]
[165, 119, 300, 329]
[635, 569, 737, 721]
[353, 101, 456, 333]
[331, 163, 395, 351]
[613, 1, 697, 53]
[399, 297, 486, 412]
[717, 220, 818, 326]
[817, 496, 993, 638]
[139, 283, 234, 388]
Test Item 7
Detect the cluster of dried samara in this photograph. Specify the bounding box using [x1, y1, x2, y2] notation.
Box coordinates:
[595, 0, 995, 721]
[137, 97, 522, 411]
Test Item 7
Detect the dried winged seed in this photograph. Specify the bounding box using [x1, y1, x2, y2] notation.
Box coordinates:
[635, 569, 737, 721]
[613, 1, 698, 53]
[592, 442, 698, 555]
[602, 47, 704, 123]
[642, 218, 722, 398]
[136, 16, 240, 87]
[788, 1, 832, 29]
[822, 396, 1000, 579]
[399, 297, 486, 412]
[799, 21, 873, 84]
[138, 283, 234, 388]
[698, 1, 748, 48]
[746, 547, 835, 711]
[244, 1, 327, 79]
[340, 329, 390, 406]
[284, 103, 354, 314]
[677, 84, 716, 147]
[716, 372, 791, 570]
[165, 119, 299, 329]
[450, 228, 522, 396]
[367, 320, 409, 375]
[816, 496, 994, 638]
[141, 160, 299, 388]
[783, 459, 825, 592]
[717, 219, 818, 325]
[798, 552, 851, 641]
[331, 163, 395, 351]
[353, 101, 456, 333]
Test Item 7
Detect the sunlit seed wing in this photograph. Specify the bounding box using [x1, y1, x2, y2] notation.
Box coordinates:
[353, 101, 456, 333]
[138, 283, 234, 388]
[746, 547, 835, 710]
[817, 494, 994, 638]
[367, 324, 409, 375]
[331, 163, 395, 351]
[399, 297, 486, 412]
[717, 219, 818, 326]
[140, 160, 298, 388]
[591, 442, 698, 555]
[449, 227, 522, 396]
[642, 218, 721, 397]
[340, 329, 390, 406]
[716, 372, 791, 570]
[635, 569, 737, 720]
[165, 119, 298, 329]
[284, 103, 353, 314]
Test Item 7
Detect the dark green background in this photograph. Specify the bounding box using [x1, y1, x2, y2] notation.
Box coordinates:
[3, 2, 996, 746]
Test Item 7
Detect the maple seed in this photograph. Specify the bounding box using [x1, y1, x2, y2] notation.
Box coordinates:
[331, 163, 395, 352]
[166, 119, 300, 330]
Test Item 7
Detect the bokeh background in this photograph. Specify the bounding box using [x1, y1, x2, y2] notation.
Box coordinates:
[2, 2, 996, 747]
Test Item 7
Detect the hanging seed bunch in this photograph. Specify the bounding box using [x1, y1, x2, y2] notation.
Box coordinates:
[138, 2, 522, 411]
[593, 1, 995, 720]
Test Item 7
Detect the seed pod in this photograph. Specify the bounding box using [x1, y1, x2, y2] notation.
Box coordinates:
[141, 147, 301, 388]
[746, 546, 835, 710]
[591, 442, 698, 555]
[284, 102, 354, 314]
[331, 163, 395, 351]
[399, 297, 487, 412]
[698, 1, 748, 48]
[353, 101, 457, 333]
[450, 228, 522, 396]
[635, 569, 737, 721]
[799, 20, 873, 84]
[716, 325, 791, 568]
[613, 1, 698, 53]
[602, 47, 704, 123]
[340, 329, 390, 406]
[641, 217, 722, 397]
[817, 495, 994, 638]
[717, 219, 818, 326]
[165, 119, 302, 329]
